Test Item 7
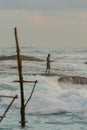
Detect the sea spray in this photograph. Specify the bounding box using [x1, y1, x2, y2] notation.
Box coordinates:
[0, 47, 87, 129]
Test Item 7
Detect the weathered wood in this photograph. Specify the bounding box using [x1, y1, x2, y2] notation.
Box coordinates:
[24, 80, 38, 108]
[13, 80, 37, 83]
[0, 95, 17, 122]
[0, 95, 18, 98]
[14, 27, 25, 127]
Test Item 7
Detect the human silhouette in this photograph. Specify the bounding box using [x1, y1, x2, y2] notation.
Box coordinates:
[46, 54, 51, 74]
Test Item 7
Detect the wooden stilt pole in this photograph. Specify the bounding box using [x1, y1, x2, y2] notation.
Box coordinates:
[14, 27, 26, 127]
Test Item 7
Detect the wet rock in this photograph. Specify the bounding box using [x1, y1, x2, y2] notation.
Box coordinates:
[58, 76, 87, 84]
[0, 55, 43, 62]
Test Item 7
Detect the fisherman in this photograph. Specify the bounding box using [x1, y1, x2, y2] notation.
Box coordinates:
[46, 54, 51, 74]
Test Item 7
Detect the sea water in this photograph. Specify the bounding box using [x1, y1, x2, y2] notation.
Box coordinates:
[0, 47, 87, 130]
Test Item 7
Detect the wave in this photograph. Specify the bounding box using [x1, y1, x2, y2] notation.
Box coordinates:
[29, 110, 70, 116]
[28, 110, 87, 118]
[1, 47, 87, 56]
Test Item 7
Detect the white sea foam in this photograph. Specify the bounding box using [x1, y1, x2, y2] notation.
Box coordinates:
[0, 47, 87, 129]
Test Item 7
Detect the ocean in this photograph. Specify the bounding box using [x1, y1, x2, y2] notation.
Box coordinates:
[0, 47, 87, 130]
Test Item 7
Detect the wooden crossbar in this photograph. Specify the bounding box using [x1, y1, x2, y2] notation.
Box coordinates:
[13, 80, 38, 83]
[0, 95, 18, 98]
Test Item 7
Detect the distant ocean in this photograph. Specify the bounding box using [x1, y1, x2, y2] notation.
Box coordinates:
[0, 47, 87, 130]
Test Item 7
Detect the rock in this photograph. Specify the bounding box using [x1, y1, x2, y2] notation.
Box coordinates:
[0, 55, 43, 62]
[58, 76, 87, 84]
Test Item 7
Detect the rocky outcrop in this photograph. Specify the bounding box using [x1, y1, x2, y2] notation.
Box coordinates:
[58, 76, 87, 84]
[0, 55, 43, 62]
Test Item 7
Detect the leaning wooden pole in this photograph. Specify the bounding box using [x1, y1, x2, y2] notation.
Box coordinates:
[0, 95, 17, 122]
[14, 27, 25, 127]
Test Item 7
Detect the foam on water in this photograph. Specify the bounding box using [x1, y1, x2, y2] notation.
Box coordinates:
[23, 76, 87, 115]
[0, 47, 87, 129]
[1, 79, 87, 130]
[1, 75, 87, 116]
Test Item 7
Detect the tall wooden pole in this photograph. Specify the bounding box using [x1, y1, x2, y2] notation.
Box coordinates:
[14, 27, 25, 127]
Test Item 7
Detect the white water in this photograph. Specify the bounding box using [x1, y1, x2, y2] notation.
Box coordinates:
[0, 47, 87, 130]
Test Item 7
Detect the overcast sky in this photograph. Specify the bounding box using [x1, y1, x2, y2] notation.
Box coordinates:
[0, 0, 87, 48]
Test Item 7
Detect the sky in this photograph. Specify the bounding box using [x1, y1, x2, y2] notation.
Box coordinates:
[0, 0, 87, 48]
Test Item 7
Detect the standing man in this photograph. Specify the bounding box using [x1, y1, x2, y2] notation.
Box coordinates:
[46, 54, 51, 74]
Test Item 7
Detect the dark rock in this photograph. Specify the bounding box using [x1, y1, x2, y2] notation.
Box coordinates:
[58, 76, 87, 84]
[0, 55, 43, 62]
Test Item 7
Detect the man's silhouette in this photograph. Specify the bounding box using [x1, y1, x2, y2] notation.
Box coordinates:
[46, 54, 51, 74]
